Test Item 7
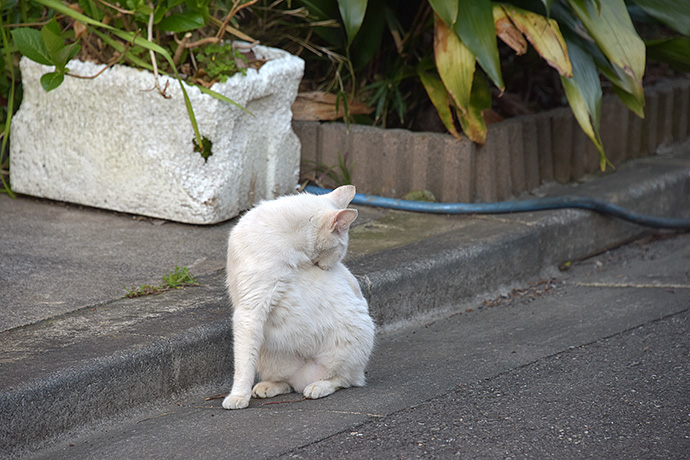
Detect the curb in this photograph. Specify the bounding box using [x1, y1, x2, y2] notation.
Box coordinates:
[2, 151, 689, 458]
[295, 78, 690, 203]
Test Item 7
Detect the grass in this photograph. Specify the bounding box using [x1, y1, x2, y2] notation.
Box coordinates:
[124, 266, 199, 298]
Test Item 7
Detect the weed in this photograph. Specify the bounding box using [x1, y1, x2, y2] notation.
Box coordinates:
[302, 152, 353, 188]
[193, 136, 213, 162]
[162, 266, 198, 289]
[195, 43, 248, 83]
[125, 266, 199, 298]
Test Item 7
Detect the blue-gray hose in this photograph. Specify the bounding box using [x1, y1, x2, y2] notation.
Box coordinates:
[304, 185, 690, 229]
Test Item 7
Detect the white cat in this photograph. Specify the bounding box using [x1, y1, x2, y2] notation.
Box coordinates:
[222, 185, 375, 410]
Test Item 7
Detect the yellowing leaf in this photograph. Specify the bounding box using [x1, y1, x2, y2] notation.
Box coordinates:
[433, 13, 475, 116]
[418, 70, 462, 140]
[501, 4, 573, 78]
[493, 5, 527, 55]
[457, 72, 491, 144]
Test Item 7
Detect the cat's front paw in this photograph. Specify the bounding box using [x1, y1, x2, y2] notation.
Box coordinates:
[303, 380, 338, 399]
[253, 381, 292, 399]
[222, 393, 250, 410]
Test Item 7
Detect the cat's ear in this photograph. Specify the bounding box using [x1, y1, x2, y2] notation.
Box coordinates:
[327, 185, 356, 209]
[328, 209, 358, 233]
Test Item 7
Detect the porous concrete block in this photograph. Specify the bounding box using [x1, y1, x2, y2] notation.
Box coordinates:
[11, 46, 304, 224]
[551, 108, 573, 184]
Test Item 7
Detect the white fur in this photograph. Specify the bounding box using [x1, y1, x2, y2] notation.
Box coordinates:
[222, 185, 375, 410]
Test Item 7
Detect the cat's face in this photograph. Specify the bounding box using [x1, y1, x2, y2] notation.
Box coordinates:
[306, 186, 358, 270]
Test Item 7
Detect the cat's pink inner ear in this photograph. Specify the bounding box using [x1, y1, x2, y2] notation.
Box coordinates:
[327, 185, 356, 208]
[330, 209, 358, 233]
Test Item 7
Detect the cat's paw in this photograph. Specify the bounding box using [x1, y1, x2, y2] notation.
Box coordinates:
[252, 381, 292, 399]
[222, 393, 250, 410]
[303, 380, 338, 399]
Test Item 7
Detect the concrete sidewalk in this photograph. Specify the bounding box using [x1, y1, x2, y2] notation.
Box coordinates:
[1, 147, 690, 458]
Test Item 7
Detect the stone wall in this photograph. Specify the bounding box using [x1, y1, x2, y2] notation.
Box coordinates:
[295, 78, 690, 202]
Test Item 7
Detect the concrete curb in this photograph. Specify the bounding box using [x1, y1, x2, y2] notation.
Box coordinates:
[2, 151, 689, 457]
[295, 78, 690, 202]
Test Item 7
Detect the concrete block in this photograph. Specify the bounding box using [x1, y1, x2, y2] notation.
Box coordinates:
[408, 133, 431, 193]
[438, 134, 474, 203]
[11, 49, 304, 224]
[317, 122, 349, 183]
[570, 119, 588, 180]
[535, 112, 554, 183]
[600, 95, 628, 166]
[656, 85, 674, 147]
[521, 116, 541, 191]
[491, 124, 513, 201]
[475, 136, 498, 202]
[294, 120, 320, 178]
[672, 82, 689, 141]
[503, 120, 526, 198]
[627, 112, 643, 159]
[382, 128, 413, 197]
[348, 124, 382, 194]
[641, 91, 659, 155]
[551, 108, 573, 184]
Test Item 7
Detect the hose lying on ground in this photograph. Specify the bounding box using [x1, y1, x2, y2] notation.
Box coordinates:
[304, 185, 690, 230]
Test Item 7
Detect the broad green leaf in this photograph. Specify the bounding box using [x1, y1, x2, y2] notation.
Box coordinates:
[456, 0, 504, 91]
[337, 0, 367, 47]
[433, 13, 475, 116]
[54, 42, 82, 70]
[568, 0, 645, 83]
[560, 38, 608, 170]
[418, 70, 462, 140]
[40, 71, 64, 92]
[41, 18, 70, 67]
[457, 72, 491, 144]
[632, 0, 690, 36]
[158, 12, 205, 33]
[349, 1, 386, 70]
[501, 4, 572, 77]
[11, 28, 53, 66]
[646, 37, 690, 73]
[428, 0, 458, 28]
[593, 51, 645, 117]
[611, 84, 645, 119]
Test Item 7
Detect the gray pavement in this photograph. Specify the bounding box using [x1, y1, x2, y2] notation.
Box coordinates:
[1, 147, 690, 458]
[27, 231, 690, 459]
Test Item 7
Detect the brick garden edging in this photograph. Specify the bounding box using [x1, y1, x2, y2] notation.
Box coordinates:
[294, 78, 690, 202]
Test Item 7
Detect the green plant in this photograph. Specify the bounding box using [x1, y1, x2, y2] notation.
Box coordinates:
[259, 0, 690, 171]
[4, 0, 257, 167]
[162, 265, 198, 288]
[125, 266, 199, 298]
[302, 151, 353, 188]
[196, 41, 248, 82]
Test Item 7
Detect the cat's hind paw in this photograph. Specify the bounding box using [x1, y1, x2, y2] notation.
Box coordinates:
[303, 380, 339, 399]
[252, 381, 292, 399]
[222, 393, 250, 410]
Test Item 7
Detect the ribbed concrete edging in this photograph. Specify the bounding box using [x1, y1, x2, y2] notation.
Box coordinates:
[2, 153, 689, 458]
[295, 78, 690, 203]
